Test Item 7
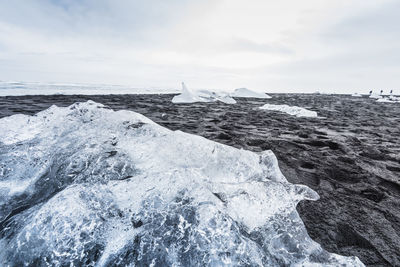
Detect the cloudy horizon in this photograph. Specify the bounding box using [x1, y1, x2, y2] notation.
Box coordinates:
[0, 0, 399, 93]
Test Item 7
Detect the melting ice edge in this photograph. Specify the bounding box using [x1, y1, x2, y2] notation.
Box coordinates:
[0, 101, 363, 266]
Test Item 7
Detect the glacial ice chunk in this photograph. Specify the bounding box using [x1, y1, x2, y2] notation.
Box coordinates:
[231, 88, 272, 99]
[0, 101, 362, 266]
[369, 93, 382, 99]
[172, 82, 236, 104]
[259, 103, 318, 118]
[376, 98, 400, 103]
[351, 93, 362, 97]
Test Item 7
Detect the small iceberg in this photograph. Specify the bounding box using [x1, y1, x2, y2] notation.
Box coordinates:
[369, 94, 382, 99]
[172, 83, 236, 104]
[351, 93, 362, 97]
[197, 89, 237, 104]
[376, 98, 400, 103]
[231, 88, 272, 99]
[369, 91, 382, 99]
[375, 90, 400, 103]
[314, 91, 331, 95]
[259, 104, 318, 118]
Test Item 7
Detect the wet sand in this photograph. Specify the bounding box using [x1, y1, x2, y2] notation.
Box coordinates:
[0, 93, 399, 266]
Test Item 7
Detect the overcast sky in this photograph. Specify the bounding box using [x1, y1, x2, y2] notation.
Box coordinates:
[0, 0, 399, 93]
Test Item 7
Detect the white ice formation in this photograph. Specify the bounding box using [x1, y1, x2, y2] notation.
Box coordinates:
[389, 95, 400, 102]
[259, 104, 318, 118]
[351, 93, 362, 97]
[172, 83, 236, 104]
[0, 101, 363, 266]
[231, 88, 272, 99]
[369, 93, 382, 99]
[376, 98, 400, 103]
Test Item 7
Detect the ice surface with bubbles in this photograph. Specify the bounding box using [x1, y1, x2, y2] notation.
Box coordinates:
[0, 101, 362, 266]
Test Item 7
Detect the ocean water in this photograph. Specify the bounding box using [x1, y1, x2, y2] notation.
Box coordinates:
[0, 81, 178, 96]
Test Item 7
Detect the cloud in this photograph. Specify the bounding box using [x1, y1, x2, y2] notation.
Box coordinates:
[225, 38, 294, 54]
[323, 1, 400, 40]
[0, 0, 399, 93]
[263, 0, 400, 92]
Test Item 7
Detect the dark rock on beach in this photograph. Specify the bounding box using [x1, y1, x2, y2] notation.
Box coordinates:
[0, 93, 399, 266]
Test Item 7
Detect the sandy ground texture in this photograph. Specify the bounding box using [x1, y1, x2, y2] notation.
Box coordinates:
[0, 93, 399, 266]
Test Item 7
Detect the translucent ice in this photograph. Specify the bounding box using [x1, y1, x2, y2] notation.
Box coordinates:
[0, 101, 362, 266]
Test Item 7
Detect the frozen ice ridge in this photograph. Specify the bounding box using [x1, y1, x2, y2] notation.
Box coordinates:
[259, 104, 318, 118]
[0, 101, 362, 266]
[172, 82, 236, 104]
[231, 88, 272, 99]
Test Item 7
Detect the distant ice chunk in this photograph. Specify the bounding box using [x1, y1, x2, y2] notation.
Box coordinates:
[314, 91, 331, 95]
[197, 89, 237, 104]
[172, 83, 236, 104]
[0, 101, 362, 266]
[376, 98, 400, 103]
[231, 88, 272, 99]
[351, 93, 362, 97]
[369, 93, 382, 99]
[259, 104, 318, 117]
[171, 82, 201, 103]
[376, 98, 392, 103]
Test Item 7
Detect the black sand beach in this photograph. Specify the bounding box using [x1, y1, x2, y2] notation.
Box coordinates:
[1, 94, 399, 266]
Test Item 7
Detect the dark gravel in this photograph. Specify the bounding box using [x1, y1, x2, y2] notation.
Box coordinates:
[1, 93, 399, 266]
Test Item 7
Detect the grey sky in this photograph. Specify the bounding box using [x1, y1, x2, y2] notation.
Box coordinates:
[0, 0, 398, 93]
